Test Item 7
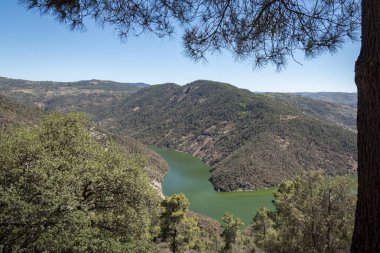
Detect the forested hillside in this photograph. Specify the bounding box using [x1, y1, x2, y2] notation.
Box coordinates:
[104, 80, 357, 191]
[0, 94, 41, 129]
[264, 93, 357, 130]
[294, 92, 357, 108]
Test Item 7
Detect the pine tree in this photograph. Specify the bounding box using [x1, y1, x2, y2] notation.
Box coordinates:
[160, 193, 200, 253]
[251, 206, 276, 249]
[221, 212, 243, 252]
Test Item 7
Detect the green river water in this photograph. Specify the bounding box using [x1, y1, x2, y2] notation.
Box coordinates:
[151, 147, 275, 226]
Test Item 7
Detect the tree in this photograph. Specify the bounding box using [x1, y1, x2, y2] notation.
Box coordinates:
[221, 212, 243, 252]
[160, 193, 200, 253]
[19, 0, 379, 251]
[251, 171, 356, 253]
[0, 113, 160, 252]
[251, 206, 276, 249]
[174, 216, 201, 252]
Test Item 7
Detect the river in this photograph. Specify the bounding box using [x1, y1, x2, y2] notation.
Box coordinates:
[151, 146, 274, 226]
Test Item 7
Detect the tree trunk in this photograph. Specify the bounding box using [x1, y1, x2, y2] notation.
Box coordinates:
[171, 229, 177, 253]
[351, 0, 380, 252]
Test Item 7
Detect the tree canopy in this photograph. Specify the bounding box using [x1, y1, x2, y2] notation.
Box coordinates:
[0, 113, 160, 252]
[221, 211, 243, 252]
[159, 193, 201, 253]
[252, 171, 356, 252]
[20, 0, 360, 69]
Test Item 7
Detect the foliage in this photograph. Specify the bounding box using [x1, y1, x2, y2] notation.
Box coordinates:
[251, 171, 356, 253]
[221, 212, 243, 252]
[187, 211, 224, 252]
[160, 193, 200, 253]
[251, 206, 276, 249]
[20, 1, 359, 70]
[0, 112, 160, 252]
[174, 216, 201, 252]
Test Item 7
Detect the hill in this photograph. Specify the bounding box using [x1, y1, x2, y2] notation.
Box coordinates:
[294, 92, 357, 108]
[0, 94, 42, 129]
[104, 80, 357, 191]
[0, 76, 148, 109]
[0, 76, 357, 131]
[263, 93, 357, 130]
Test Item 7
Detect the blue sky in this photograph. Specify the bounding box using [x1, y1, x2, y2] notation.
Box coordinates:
[0, 1, 359, 92]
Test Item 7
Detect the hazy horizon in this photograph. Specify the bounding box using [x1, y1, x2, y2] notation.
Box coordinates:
[0, 75, 358, 94]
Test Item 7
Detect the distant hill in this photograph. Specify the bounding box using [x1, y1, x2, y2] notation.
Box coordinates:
[0, 76, 149, 109]
[293, 92, 357, 108]
[263, 93, 357, 130]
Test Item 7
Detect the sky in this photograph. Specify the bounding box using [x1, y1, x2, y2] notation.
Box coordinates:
[0, 1, 360, 92]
